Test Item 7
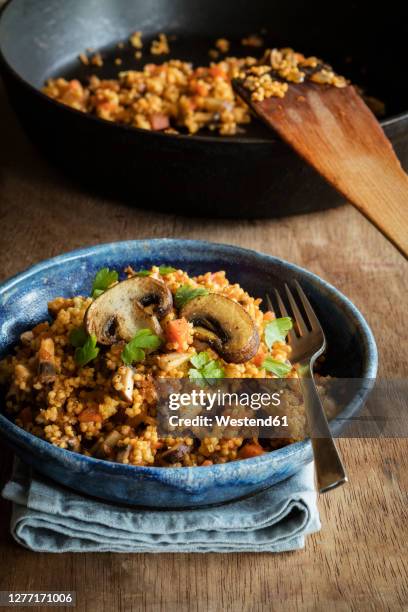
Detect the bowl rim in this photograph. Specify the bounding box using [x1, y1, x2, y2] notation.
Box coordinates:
[0, 0, 407, 147]
[0, 238, 378, 479]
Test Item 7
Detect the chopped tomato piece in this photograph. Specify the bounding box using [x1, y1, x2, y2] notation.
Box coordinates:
[253, 350, 266, 367]
[165, 318, 190, 351]
[264, 311, 275, 321]
[193, 67, 206, 77]
[238, 442, 265, 459]
[68, 79, 82, 90]
[97, 101, 115, 112]
[150, 113, 170, 131]
[190, 81, 208, 96]
[209, 66, 227, 79]
[78, 407, 102, 423]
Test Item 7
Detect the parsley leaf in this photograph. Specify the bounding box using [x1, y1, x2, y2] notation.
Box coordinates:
[136, 270, 152, 277]
[262, 357, 292, 377]
[265, 317, 293, 350]
[136, 265, 177, 277]
[158, 266, 177, 275]
[174, 285, 209, 309]
[121, 346, 144, 365]
[75, 334, 100, 367]
[188, 368, 205, 381]
[69, 326, 88, 348]
[190, 351, 211, 369]
[121, 329, 162, 365]
[188, 351, 225, 384]
[201, 360, 225, 379]
[91, 268, 119, 298]
[133, 329, 163, 349]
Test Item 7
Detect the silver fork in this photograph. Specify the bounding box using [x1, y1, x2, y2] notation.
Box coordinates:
[268, 281, 348, 493]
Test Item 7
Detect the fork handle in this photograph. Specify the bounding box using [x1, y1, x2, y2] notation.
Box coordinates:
[299, 366, 348, 493]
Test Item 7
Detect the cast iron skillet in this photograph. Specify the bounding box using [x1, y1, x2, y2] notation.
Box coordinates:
[0, 0, 407, 218]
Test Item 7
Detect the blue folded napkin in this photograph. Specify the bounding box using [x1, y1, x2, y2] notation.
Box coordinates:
[2, 458, 320, 553]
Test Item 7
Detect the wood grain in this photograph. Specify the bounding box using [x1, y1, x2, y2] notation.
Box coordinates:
[1, 81, 408, 612]
[235, 82, 408, 258]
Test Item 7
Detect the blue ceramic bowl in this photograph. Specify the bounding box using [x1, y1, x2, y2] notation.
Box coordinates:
[0, 240, 377, 507]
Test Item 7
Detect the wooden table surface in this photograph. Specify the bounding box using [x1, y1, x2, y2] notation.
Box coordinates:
[0, 82, 407, 612]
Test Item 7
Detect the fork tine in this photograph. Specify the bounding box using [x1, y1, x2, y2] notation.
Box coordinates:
[294, 281, 321, 331]
[266, 294, 274, 312]
[273, 289, 289, 318]
[284, 283, 308, 336]
[274, 289, 297, 345]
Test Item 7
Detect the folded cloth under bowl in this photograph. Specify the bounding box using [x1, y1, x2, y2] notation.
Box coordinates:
[2, 459, 320, 553]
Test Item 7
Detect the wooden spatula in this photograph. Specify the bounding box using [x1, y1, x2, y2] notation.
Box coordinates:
[233, 80, 408, 258]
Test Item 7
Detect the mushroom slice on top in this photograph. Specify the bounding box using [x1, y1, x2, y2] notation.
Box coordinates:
[84, 276, 172, 345]
[180, 294, 260, 363]
[129, 276, 173, 318]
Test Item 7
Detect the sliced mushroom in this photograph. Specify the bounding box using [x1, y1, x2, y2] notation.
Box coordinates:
[117, 444, 132, 464]
[91, 430, 122, 459]
[67, 437, 81, 453]
[38, 337, 57, 383]
[192, 337, 211, 353]
[131, 276, 173, 317]
[117, 365, 134, 403]
[157, 443, 190, 465]
[20, 330, 34, 345]
[156, 352, 192, 370]
[180, 294, 259, 363]
[84, 276, 172, 345]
